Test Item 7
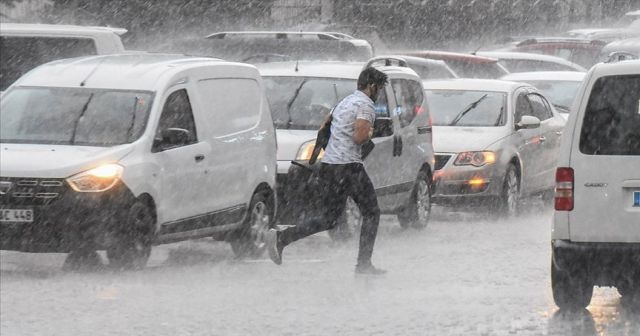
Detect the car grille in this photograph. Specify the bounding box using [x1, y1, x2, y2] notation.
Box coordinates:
[0, 177, 67, 206]
[434, 154, 452, 170]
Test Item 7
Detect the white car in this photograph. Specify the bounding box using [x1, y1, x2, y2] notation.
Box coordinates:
[423, 79, 566, 215]
[476, 51, 586, 73]
[258, 59, 435, 239]
[0, 23, 127, 92]
[551, 60, 640, 309]
[501, 71, 586, 118]
[0, 54, 277, 268]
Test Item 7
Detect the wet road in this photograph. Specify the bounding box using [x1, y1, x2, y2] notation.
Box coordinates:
[1, 204, 639, 336]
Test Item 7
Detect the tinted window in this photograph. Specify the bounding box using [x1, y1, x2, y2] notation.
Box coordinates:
[579, 75, 640, 156]
[426, 90, 506, 127]
[0, 87, 152, 146]
[527, 94, 553, 121]
[515, 93, 533, 123]
[0, 36, 97, 91]
[155, 89, 197, 146]
[374, 88, 390, 118]
[263, 77, 354, 129]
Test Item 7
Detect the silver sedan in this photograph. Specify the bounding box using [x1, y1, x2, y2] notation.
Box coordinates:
[423, 79, 566, 216]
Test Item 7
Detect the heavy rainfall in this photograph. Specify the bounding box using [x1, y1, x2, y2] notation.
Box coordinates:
[0, 1, 639, 335]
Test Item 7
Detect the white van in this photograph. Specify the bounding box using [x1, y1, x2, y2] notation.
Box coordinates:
[0, 54, 277, 269]
[551, 60, 640, 309]
[0, 23, 127, 92]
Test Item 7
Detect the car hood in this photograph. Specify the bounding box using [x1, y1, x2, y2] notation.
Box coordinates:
[433, 126, 508, 153]
[276, 129, 317, 161]
[0, 143, 134, 178]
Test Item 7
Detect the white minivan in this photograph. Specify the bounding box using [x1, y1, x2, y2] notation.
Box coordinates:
[551, 59, 640, 309]
[0, 54, 277, 269]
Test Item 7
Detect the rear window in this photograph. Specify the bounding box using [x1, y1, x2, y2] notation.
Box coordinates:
[0, 36, 97, 91]
[579, 74, 640, 155]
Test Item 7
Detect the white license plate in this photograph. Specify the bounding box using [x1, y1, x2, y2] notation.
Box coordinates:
[0, 209, 34, 223]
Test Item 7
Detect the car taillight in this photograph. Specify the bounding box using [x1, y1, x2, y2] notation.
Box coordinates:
[555, 167, 574, 211]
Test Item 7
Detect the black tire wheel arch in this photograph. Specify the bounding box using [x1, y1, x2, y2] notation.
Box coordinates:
[398, 170, 432, 229]
[106, 200, 155, 270]
[230, 190, 275, 258]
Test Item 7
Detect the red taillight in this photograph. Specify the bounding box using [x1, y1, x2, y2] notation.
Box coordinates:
[555, 167, 574, 211]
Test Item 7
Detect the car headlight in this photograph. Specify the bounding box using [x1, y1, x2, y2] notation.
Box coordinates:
[454, 151, 496, 167]
[67, 163, 124, 192]
[296, 140, 324, 161]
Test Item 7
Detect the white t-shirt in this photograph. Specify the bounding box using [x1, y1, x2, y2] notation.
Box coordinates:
[322, 90, 375, 164]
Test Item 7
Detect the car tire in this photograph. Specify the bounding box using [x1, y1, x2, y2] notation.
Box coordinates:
[106, 200, 155, 270]
[551, 258, 593, 310]
[398, 171, 432, 229]
[328, 197, 361, 241]
[498, 164, 520, 217]
[230, 191, 274, 258]
[62, 248, 103, 271]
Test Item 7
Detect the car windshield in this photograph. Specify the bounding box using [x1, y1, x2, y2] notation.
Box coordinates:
[425, 89, 506, 126]
[0, 87, 153, 146]
[445, 60, 507, 79]
[525, 80, 581, 110]
[262, 76, 355, 129]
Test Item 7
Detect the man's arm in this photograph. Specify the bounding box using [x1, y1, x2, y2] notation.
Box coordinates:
[353, 119, 373, 145]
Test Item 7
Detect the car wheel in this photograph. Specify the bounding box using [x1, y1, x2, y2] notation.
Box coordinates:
[398, 171, 432, 229]
[499, 164, 520, 217]
[551, 258, 593, 310]
[328, 197, 362, 241]
[107, 201, 155, 270]
[230, 191, 273, 258]
[62, 248, 103, 271]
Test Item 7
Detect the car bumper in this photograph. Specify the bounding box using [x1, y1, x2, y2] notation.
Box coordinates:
[552, 239, 640, 284]
[432, 161, 504, 203]
[0, 179, 136, 253]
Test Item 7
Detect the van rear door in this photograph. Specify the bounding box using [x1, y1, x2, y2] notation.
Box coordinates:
[569, 73, 640, 242]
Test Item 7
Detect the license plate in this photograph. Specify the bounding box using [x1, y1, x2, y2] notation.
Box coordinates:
[634, 191, 640, 207]
[0, 209, 34, 223]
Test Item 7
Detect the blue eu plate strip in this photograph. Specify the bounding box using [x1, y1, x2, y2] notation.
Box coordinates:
[634, 191, 640, 207]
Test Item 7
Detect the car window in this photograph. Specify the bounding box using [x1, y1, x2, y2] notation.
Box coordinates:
[0, 36, 97, 91]
[425, 90, 506, 127]
[0, 87, 152, 146]
[409, 63, 456, 80]
[515, 93, 534, 123]
[154, 89, 197, 147]
[196, 78, 261, 136]
[579, 74, 640, 156]
[374, 87, 391, 118]
[391, 79, 423, 127]
[524, 80, 581, 109]
[262, 76, 354, 130]
[526, 93, 553, 121]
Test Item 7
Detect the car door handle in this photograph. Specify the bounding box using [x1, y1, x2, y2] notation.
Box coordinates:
[555, 131, 563, 136]
[539, 136, 546, 143]
[417, 126, 432, 134]
[195, 154, 205, 162]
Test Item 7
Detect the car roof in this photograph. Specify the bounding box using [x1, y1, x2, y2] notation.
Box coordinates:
[476, 51, 587, 70]
[515, 37, 607, 46]
[207, 31, 354, 40]
[401, 50, 499, 64]
[257, 61, 364, 79]
[590, 59, 640, 77]
[501, 71, 586, 82]
[12, 54, 239, 91]
[421, 79, 528, 92]
[0, 23, 127, 36]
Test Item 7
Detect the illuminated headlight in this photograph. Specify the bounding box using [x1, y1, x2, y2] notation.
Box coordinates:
[67, 164, 123, 192]
[454, 151, 496, 167]
[296, 140, 323, 161]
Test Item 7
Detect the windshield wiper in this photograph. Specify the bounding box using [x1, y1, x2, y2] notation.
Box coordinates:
[285, 79, 308, 129]
[70, 93, 94, 144]
[449, 94, 488, 126]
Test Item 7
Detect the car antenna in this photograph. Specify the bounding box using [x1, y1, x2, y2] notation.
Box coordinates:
[295, 59, 299, 72]
[79, 56, 107, 87]
[470, 45, 482, 56]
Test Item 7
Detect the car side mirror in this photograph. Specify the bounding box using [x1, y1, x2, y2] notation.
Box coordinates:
[153, 128, 193, 151]
[516, 116, 541, 130]
[372, 117, 393, 138]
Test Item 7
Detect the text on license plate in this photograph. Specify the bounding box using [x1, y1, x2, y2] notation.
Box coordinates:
[0, 209, 34, 222]
[634, 191, 640, 207]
